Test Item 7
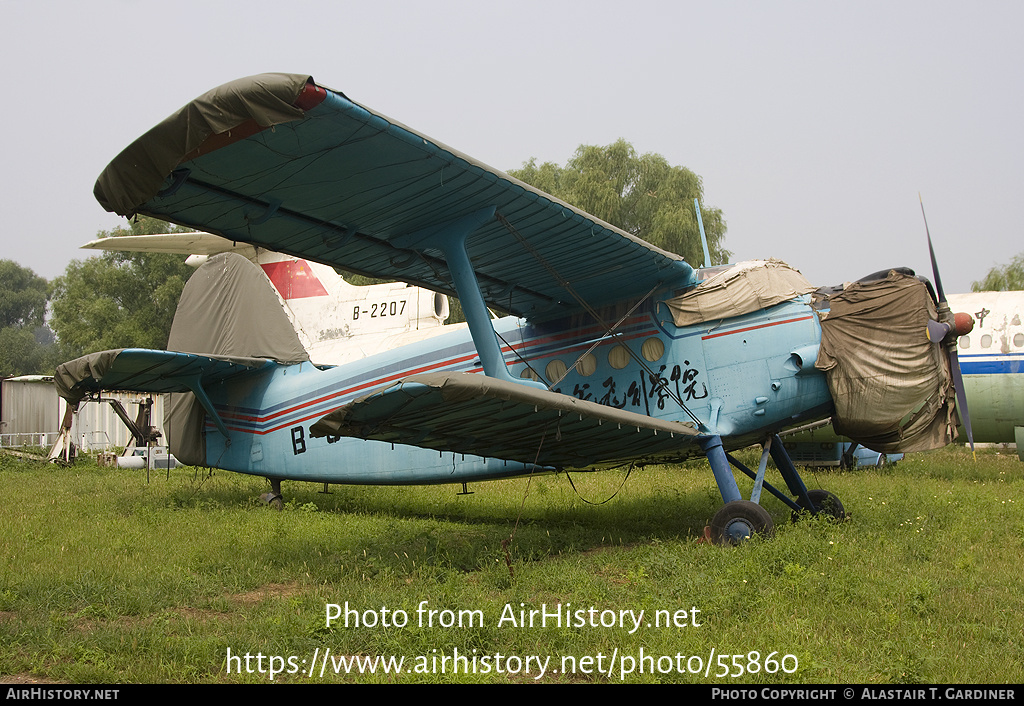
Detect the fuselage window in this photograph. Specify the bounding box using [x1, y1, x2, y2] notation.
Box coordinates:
[981, 334, 993, 349]
[545, 359, 568, 384]
[958, 335, 970, 349]
[520, 367, 540, 382]
[641, 336, 666, 362]
[576, 353, 597, 376]
[608, 345, 631, 370]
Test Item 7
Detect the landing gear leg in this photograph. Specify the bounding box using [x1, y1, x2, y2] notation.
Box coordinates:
[702, 435, 773, 544]
[701, 435, 742, 504]
[840, 443, 860, 470]
[260, 478, 284, 511]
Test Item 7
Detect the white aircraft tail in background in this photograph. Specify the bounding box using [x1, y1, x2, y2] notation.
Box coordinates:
[81, 232, 455, 366]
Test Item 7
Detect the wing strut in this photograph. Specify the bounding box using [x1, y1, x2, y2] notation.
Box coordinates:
[391, 207, 544, 389]
[184, 374, 232, 442]
[496, 212, 705, 428]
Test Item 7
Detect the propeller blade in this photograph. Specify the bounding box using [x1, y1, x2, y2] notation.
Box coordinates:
[920, 193, 947, 304]
[949, 349, 975, 449]
[920, 194, 974, 454]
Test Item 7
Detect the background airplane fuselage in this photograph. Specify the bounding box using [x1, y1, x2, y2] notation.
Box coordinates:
[948, 292, 1024, 446]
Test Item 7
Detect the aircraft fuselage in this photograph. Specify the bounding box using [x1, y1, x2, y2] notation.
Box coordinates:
[948, 292, 1024, 448]
[201, 294, 831, 484]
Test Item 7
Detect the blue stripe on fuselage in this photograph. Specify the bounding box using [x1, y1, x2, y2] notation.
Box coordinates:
[959, 353, 1024, 375]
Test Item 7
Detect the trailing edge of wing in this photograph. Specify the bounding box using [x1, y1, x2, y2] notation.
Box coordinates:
[95, 73, 695, 320]
[309, 371, 701, 470]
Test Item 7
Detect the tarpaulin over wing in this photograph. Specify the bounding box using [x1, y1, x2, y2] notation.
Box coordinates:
[53, 349, 267, 405]
[814, 270, 957, 453]
[95, 73, 311, 217]
[310, 371, 701, 470]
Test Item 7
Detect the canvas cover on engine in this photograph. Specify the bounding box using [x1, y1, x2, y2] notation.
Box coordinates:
[93, 73, 696, 322]
[310, 371, 701, 470]
[814, 269, 957, 452]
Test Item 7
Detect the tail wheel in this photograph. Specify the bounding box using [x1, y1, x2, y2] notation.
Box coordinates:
[710, 500, 774, 545]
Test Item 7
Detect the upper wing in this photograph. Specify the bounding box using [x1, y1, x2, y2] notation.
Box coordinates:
[95, 73, 695, 320]
[309, 371, 700, 470]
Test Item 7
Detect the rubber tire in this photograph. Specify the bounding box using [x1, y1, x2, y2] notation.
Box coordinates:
[795, 489, 845, 521]
[710, 500, 774, 545]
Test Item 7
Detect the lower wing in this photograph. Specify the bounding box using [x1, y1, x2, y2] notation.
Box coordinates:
[310, 371, 700, 470]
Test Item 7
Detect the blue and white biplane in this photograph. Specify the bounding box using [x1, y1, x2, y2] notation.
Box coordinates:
[55, 73, 974, 544]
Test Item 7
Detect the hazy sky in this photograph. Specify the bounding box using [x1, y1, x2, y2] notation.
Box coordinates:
[2, 0, 1020, 295]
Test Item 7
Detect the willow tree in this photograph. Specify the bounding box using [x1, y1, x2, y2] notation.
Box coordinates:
[50, 217, 194, 358]
[972, 252, 1024, 291]
[509, 139, 729, 267]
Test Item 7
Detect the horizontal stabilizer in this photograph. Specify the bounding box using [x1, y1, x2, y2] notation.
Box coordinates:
[310, 372, 700, 470]
[80, 231, 255, 258]
[54, 349, 270, 406]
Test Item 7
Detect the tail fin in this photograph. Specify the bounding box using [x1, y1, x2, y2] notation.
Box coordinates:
[165, 252, 307, 463]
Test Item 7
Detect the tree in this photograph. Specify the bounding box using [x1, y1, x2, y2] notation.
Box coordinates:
[972, 252, 1024, 291]
[49, 217, 194, 358]
[509, 139, 730, 267]
[0, 260, 58, 376]
[0, 260, 48, 330]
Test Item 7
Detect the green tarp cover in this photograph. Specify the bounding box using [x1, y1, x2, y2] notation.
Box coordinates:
[815, 270, 957, 453]
[163, 252, 309, 464]
[95, 73, 311, 217]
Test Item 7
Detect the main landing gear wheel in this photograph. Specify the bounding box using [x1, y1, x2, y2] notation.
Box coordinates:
[710, 500, 774, 545]
[794, 489, 846, 521]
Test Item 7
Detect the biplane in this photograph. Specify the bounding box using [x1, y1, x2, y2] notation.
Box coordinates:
[55, 73, 973, 544]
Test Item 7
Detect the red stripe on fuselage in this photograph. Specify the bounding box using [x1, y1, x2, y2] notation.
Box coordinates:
[701, 316, 813, 341]
[218, 316, 660, 433]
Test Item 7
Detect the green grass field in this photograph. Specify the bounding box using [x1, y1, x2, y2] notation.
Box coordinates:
[0, 446, 1020, 684]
